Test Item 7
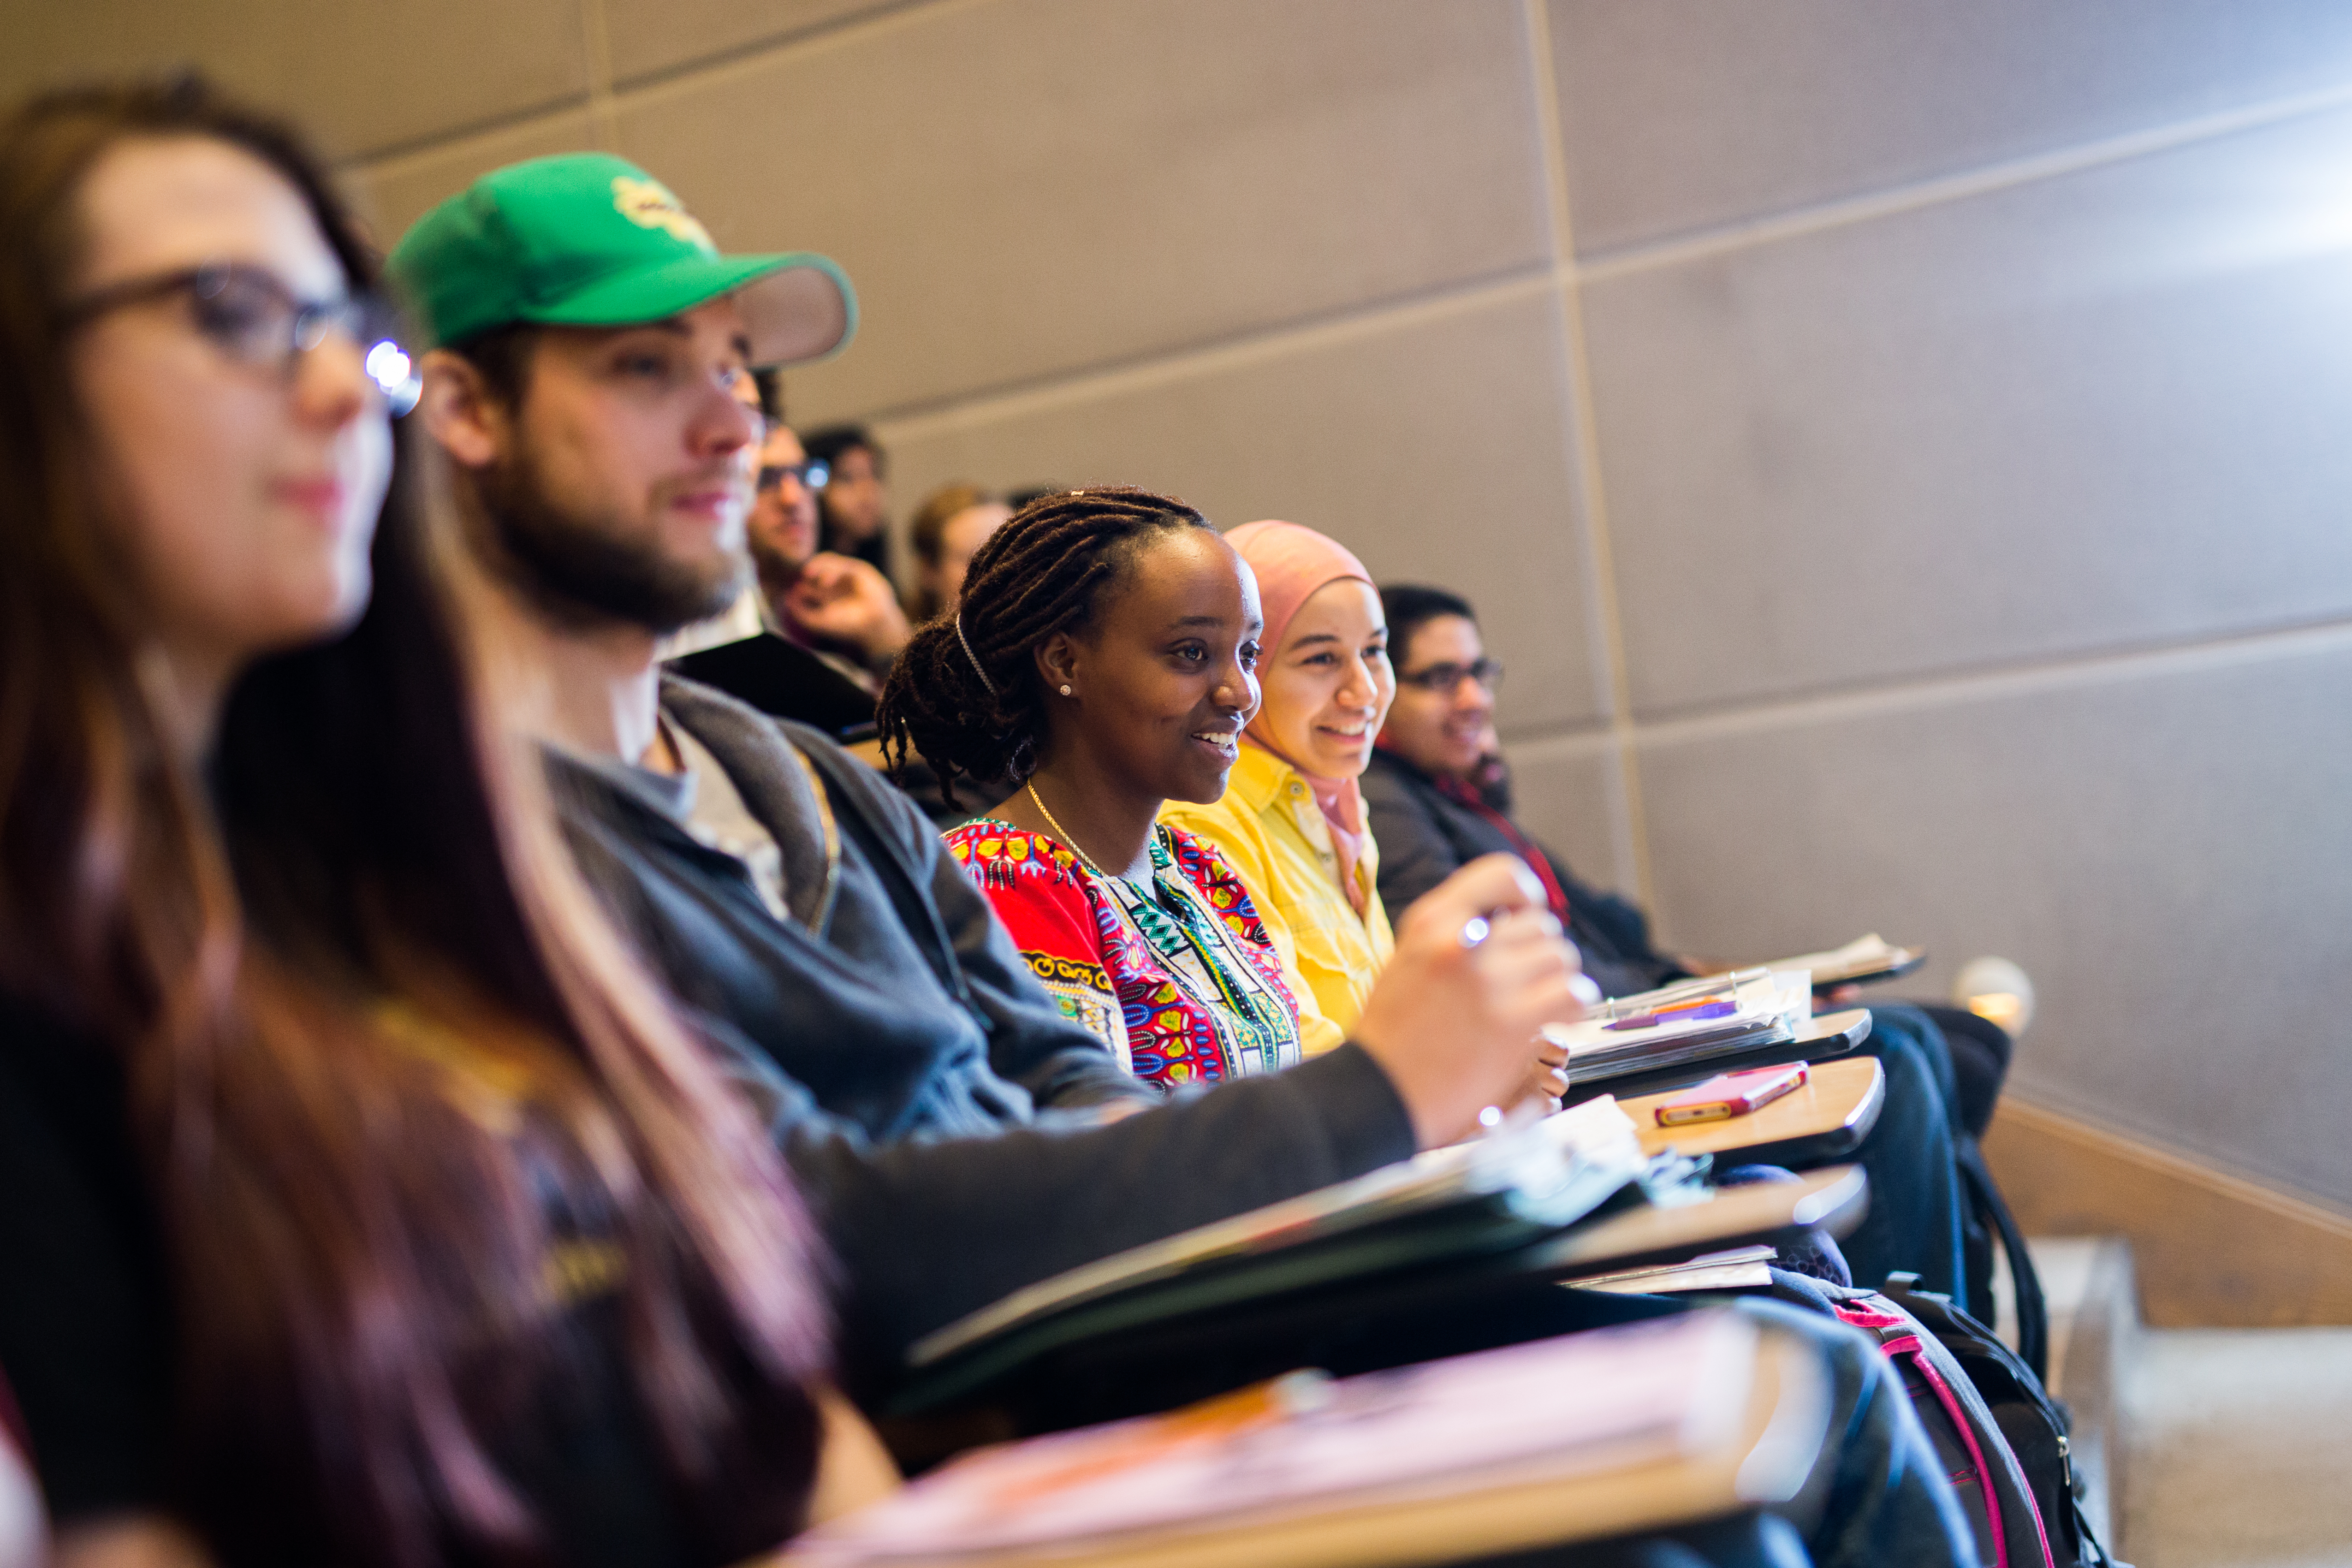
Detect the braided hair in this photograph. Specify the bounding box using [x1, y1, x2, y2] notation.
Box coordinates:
[876, 486, 1213, 806]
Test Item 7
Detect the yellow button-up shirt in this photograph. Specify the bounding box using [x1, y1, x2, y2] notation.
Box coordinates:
[1160, 744, 1395, 1056]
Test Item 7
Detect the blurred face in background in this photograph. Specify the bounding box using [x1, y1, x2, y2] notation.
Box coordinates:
[923, 499, 1010, 612]
[748, 422, 820, 577]
[1253, 578, 1392, 781]
[822, 441, 886, 542]
[69, 135, 392, 711]
[1381, 613, 1500, 782]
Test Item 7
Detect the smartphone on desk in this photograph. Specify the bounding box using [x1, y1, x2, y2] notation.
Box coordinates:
[1653, 1063, 1808, 1127]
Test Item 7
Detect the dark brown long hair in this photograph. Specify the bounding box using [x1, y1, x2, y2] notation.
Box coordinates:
[0, 78, 828, 1567]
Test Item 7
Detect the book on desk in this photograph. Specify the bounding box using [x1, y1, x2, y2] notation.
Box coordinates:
[796, 1310, 1829, 1568]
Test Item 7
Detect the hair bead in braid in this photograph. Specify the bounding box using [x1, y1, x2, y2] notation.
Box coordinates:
[875, 487, 1212, 807]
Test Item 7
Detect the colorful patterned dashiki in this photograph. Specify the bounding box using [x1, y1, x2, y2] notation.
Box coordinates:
[945, 820, 1304, 1087]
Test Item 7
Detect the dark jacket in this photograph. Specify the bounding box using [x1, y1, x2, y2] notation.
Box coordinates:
[549, 677, 1417, 1387]
[1360, 747, 1685, 1000]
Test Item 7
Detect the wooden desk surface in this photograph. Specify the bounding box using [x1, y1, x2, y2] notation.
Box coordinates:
[1622, 1056, 1885, 1162]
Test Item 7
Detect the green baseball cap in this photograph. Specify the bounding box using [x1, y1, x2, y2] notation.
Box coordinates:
[387, 152, 855, 368]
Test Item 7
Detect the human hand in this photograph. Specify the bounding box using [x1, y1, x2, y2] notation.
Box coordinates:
[1813, 983, 1862, 1014]
[1520, 1032, 1571, 1116]
[785, 553, 912, 660]
[1351, 853, 1599, 1148]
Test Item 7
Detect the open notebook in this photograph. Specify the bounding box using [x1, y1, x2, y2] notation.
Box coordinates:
[794, 1311, 1829, 1568]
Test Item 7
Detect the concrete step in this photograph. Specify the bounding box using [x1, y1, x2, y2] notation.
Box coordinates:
[2120, 1327, 2352, 1568]
[1994, 1235, 2352, 1567]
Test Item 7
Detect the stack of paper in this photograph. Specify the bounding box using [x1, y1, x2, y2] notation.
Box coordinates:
[1542, 968, 1810, 1083]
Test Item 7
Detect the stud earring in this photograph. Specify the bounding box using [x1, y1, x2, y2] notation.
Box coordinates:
[1059, 683, 1073, 696]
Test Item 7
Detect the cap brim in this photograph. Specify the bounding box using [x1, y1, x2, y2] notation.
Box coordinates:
[526, 251, 856, 367]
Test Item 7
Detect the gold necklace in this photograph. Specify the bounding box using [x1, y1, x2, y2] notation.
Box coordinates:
[1025, 780, 1162, 894]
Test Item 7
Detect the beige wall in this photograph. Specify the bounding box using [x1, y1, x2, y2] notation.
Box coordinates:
[18, 1, 2352, 1213]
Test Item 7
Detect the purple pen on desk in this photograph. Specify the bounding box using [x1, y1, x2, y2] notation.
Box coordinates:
[1604, 999, 1737, 1032]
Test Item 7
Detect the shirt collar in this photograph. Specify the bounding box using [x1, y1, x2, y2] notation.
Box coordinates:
[1224, 741, 1298, 813]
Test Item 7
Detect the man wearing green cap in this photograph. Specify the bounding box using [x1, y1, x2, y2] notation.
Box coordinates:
[388, 155, 1977, 1568]
[391, 152, 1442, 1368]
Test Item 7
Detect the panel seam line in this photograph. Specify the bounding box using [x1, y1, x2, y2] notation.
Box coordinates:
[1522, 0, 1656, 909]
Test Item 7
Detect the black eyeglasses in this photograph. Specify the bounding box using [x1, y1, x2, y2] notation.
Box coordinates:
[60, 261, 421, 415]
[757, 459, 825, 493]
[1396, 658, 1504, 696]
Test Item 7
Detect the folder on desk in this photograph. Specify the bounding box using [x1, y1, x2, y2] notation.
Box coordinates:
[798, 1311, 1828, 1568]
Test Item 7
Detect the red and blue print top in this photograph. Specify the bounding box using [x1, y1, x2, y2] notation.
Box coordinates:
[944, 820, 1304, 1088]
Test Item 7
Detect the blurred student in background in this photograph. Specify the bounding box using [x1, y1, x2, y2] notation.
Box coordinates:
[803, 422, 891, 577]
[752, 417, 909, 683]
[1366, 584, 1681, 999]
[664, 403, 905, 741]
[904, 481, 1011, 623]
[0, 79, 862, 1568]
[1366, 582, 1984, 1302]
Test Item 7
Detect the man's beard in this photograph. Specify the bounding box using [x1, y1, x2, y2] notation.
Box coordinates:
[481, 447, 747, 636]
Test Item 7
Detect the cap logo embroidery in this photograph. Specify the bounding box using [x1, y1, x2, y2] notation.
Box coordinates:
[611, 175, 714, 252]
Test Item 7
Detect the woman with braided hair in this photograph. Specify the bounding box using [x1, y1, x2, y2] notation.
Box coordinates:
[875, 488, 1348, 1086]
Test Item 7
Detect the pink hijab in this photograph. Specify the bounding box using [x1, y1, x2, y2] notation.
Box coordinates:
[1226, 520, 1379, 917]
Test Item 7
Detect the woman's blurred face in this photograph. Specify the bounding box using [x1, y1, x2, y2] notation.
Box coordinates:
[927, 500, 1010, 611]
[1381, 614, 1498, 779]
[67, 136, 391, 695]
[1254, 578, 1393, 780]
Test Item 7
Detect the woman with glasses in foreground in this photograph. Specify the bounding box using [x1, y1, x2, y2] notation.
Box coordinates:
[0, 79, 877, 1568]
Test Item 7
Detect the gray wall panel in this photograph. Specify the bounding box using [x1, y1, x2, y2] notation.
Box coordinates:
[354, 109, 601, 245]
[1499, 735, 1634, 909]
[1638, 638, 2352, 1206]
[1587, 105, 2352, 716]
[1, 0, 591, 161]
[1548, 0, 2352, 254]
[618, 0, 1552, 422]
[878, 289, 1607, 734]
[603, 0, 900, 87]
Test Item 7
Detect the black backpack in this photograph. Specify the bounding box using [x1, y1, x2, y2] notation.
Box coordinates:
[1772, 1270, 2126, 1568]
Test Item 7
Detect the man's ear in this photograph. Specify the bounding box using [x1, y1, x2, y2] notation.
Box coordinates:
[416, 348, 505, 470]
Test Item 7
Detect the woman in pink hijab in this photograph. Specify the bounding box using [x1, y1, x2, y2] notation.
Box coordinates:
[1160, 521, 1400, 1050]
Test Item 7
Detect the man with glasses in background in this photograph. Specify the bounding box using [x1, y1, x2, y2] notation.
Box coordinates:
[668, 396, 915, 739]
[1367, 582, 2007, 1310]
[1362, 584, 1683, 1001]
